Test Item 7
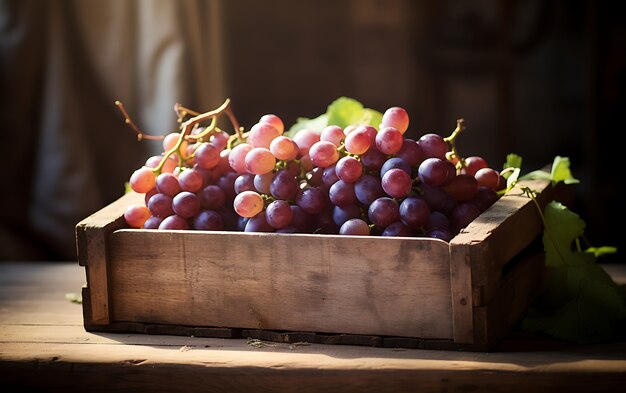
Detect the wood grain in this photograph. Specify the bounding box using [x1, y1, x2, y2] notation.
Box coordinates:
[107, 232, 454, 339]
[75, 191, 144, 326]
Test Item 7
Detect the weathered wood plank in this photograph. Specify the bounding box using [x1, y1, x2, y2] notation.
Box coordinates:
[75, 191, 144, 326]
[107, 232, 453, 339]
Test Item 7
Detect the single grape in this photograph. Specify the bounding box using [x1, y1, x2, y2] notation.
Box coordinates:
[193, 210, 224, 231]
[269, 136, 298, 161]
[198, 184, 226, 210]
[368, 197, 400, 228]
[354, 174, 384, 206]
[156, 172, 181, 197]
[426, 228, 453, 242]
[158, 215, 189, 230]
[228, 143, 253, 174]
[312, 208, 339, 234]
[399, 196, 430, 229]
[194, 142, 221, 169]
[417, 133, 448, 160]
[147, 193, 174, 218]
[254, 171, 274, 194]
[295, 187, 328, 214]
[382, 221, 412, 237]
[418, 158, 451, 187]
[247, 122, 280, 148]
[381, 106, 409, 134]
[322, 164, 340, 188]
[178, 168, 203, 193]
[375, 127, 404, 155]
[210, 130, 230, 150]
[270, 170, 299, 200]
[474, 167, 501, 192]
[343, 127, 371, 155]
[265, 199, 293, 229]
[129, 167, 156, 194]
[234, 173, 257, 194]
[329, 179, 356, 206]
[335, 156, 362, 183]
[163, 132, 188, 156]
[259, 114, 285, 134]
[320, 125, 345, 147]
[309, 140, 340, 168]
[381, 168, 412, 198]
[245, 211, 275, 232]
[233, 190, 264, 218]
[245, 147, 276, 175]
[339, 218, 370, 236]
[172, 191, 200, 219]
[143, 215, 163, 229]
[124, 204, 151, 228]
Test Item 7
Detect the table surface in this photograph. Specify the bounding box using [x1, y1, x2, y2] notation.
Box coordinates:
[1, 261, 625, 393]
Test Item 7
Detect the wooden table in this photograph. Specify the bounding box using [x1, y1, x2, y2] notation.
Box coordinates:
[1, 261, 625, 392]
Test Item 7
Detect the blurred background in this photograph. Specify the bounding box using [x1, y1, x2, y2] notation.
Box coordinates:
[0, 0, 624, 263]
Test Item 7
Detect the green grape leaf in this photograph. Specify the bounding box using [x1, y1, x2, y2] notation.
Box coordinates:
[285, 97, 382, 137]
[285, 114, 328, 137]
[522, 200, 625, 344]
[550, 156, 580, 185]
[503, 153, 522, 172]
[519, 155, 579, 186]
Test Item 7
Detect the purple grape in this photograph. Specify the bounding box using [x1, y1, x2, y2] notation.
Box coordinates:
[245, 211, 274, 232]
[417, 133, 448, 159]
[380, 157, 412, 177]
[234, 173, 256, 194]
[332, 204, 362, 226]
[368, 197, 400, 228]
[322, 164, 339, 187]
[290, 205, 312, 232]
[329, 180, 356, 206]
[427, 228, 453, 242]
[144, 216, 163, 229]
[172, 191, 200, 219]
[147, 193, 174, 218]
[450, 202, 481, 234]
[270, 170, 299, 200]
[382, 168, 412, 198]
[295, 187, 328, 214]
[361, 147, 387, 171]
[193, 210, 224, 230]
[265, 200, 293, 229]
[382, 221, 412, 237]
[156, 173, 181, 197]
[444, 173, 479, 202]
[198, 184, 226, 210]
[355, 174, 384, 206]
[418, 158, 451, 187]
[399, 196, 430, 229]
[427, 211, 450, 231]
[339, 218, 370, 236]
[395, 139, 424, 167]
[159, 215, 189, 230]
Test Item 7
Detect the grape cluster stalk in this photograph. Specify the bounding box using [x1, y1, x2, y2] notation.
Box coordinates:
[120, 99, 506, 240]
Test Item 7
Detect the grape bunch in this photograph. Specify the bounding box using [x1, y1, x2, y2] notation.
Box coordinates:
[122, 99, 505, 241]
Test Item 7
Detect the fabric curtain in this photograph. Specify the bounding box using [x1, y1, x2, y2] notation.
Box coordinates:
[0, 0, 225, 260]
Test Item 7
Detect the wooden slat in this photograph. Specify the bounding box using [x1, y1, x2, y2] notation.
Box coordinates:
[107, 231, 454, 339]
[472, 247, 546, 347]
[448, 243, 474, 343]
[75, 191, 145, 326]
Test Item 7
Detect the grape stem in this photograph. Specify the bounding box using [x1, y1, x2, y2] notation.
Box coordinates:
[115, 101, 164, 141]
[443, 119, 467, 169]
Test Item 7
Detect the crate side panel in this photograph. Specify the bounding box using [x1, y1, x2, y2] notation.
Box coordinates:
[454, 180, 552, 304]
[472, 248, 546, 347]
[107, 231, 453, 339]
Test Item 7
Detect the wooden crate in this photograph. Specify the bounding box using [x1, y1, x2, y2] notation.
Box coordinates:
[76, 179, 553, 351]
